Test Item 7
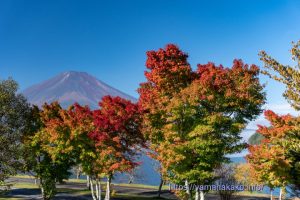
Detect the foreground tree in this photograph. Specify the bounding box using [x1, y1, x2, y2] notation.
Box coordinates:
[247, 110, 299, 199]
[34, 96, 144, 200]
[249, 40, 300, 197]
[138, 44, 194, 198]
[0, 78, 30, 192]
[91, 96, 145, 200]
[23, 103, 74, 200]
[36, 102, 103, 200]
[138, 44, 265, 200]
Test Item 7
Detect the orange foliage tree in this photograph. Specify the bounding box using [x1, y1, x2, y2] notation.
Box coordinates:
[247, 110, 300, 198]
[138, 44, 265, 199]
[90, 96, 145, 200]
[33, 96, 144, 200]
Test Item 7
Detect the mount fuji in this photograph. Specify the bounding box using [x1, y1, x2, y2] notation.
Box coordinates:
[22, 71, 136, 109]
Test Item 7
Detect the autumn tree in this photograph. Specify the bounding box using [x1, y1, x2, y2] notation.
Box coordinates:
[34, 96, 144, 200]
[234, 163, 260, 188]
[138, 44, 194, 198]
[90, 96, 144, 200]
[0, 78, 31, 192]
[247, 110, 300, 199]
[36, 102, 104, 200]
[138, 44, 265, 200]
[251, 40, 300, 197]
[23, 103, 75, 200]
[165, 61, 265, 200]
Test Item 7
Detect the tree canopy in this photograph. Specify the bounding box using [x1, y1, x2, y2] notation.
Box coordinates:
[0, 78, 31, 190]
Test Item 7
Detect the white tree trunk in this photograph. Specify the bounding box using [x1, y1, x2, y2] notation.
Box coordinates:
[97, 179, 101, 200]
[95, 181, 99, 199]
[105, 176, 111, 200]
[40, 178, 45, 199]
[41, 186, 44, 198]
[270, 189, 273, 200]
[195, 189, 200, 200]
[279, 187, 282, 200]
[90, 178, 102, 200]
[185, 179, 191, 200]
[90, 178, 97, 200]
[200, 191, 205, 200]
[87, 175, 90, 190]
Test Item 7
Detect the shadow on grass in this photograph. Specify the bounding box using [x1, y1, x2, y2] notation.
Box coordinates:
[8, 188, 40, 196]
[3, 187, 172, 200]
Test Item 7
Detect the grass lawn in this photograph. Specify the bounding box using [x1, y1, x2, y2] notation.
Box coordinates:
[235, 191, 269, 198]
[1, 179, 168, 200]
[6, 175, 275, 200]
[13, 174, 169, 190]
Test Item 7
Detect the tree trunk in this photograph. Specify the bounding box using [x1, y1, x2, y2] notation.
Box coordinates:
[97, 179, 102, 200]
[87, 175, 91, 190]
[90, 178, 97, 200]
[270, 189, 273, 200]
[96, 180, 99, 198]
[195, 188, 200, 200]
[158, 177, 163, 197]
[40, 178, 45, 199]
[279, 187, 282, 200]
[105, 175, 111, 200]
[200, 191, 205, 200]
[90, 177, 102, 200]
[185, 179, 192, 200]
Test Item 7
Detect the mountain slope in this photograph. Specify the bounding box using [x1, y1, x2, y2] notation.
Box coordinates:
[22, 71, 136, 109]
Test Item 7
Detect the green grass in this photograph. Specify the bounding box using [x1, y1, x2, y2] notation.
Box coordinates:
[235, 190, 269, 197]
[1, 185, 166, 200]
[4, 179, 166, 200]
[114, 193, 167, 200]
[10, 175, 274, 200]
[13, 182, 39, 189]
[13, 174, 168, 190]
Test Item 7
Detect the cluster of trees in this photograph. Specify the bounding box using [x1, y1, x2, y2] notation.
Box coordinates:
[0, 82, 145, 200]
[1, 41, 300, 200]
[247, 41, 300, 200]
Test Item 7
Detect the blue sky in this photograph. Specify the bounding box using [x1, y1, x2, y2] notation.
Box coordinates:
[0, 0, 300, 108]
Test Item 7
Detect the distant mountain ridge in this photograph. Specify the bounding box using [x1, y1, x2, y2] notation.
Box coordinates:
[22, 71, 136, 109]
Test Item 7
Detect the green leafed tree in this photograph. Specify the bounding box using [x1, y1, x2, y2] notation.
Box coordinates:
[0, 78, 30, 192]
[23, 103, 74, 200]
